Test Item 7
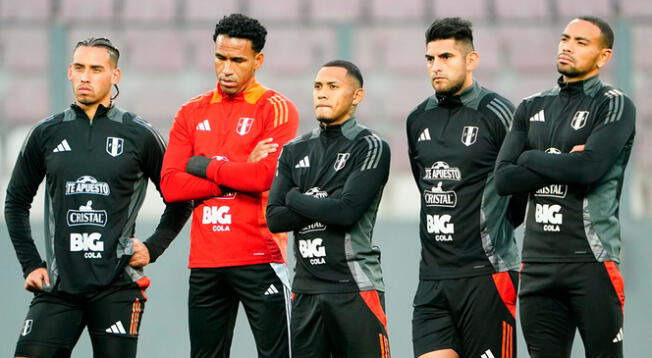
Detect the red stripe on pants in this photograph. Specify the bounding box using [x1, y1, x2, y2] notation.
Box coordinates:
[492, 272, 517, 319]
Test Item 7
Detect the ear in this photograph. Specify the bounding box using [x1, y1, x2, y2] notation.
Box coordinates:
[596, 48, 613, 69]
[67, 64, 73, 81]
[254, 52, 264, 71]
[111, 67, 122, 85]
[466, 51, 480, 71]
[352, 87, 365, 106]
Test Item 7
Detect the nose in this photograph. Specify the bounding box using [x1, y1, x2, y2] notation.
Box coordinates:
[221, 60, 233, 75]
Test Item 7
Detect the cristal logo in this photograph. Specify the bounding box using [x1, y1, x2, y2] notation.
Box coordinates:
[426, 214, 454, 242]
[299, 222, 327, 234]
[70, 233, 104, 258]
[66, 201, 107, 227]
[535, 184, 568, 198]
[424, 182, 457, 208]
[298, 238, 326, 265]
[535, 204, 562, 232]
[305, 187, 328, 198]
[423, 161, 461, 181]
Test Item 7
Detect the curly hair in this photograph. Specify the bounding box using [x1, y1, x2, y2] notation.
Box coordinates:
[213, 13, 268, 53]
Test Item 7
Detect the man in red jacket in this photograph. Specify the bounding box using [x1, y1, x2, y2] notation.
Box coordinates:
[161, 14, 299, 358]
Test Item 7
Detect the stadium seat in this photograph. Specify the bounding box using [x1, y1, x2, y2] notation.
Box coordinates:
[473, 25, 502, 73]
[67, 27, 124, 52]
[184, 29, 216, 73]
[555, 0, 612, 19]
[59, 0, 113, 20]
[122, 30, 186, 71]
[432, 0, 490, 21]
[247, 0, 302, 23]
[117, 77, 186, 127]
[1, 28, 49, 71]
[122, 0, 176, 21]
[500, 25, 560, 71]
[263, 27, 336, 73]
[495, 0, 552, 21]
[309, 0, 362, 22]
[633, 26, 652, 71]
[3, 77, 50, 125]
[0, 0, 51, 20]
[184, 0, 239, 21]
[619, 0, 652, 19]
[370, 0, 424, 22]
[354, 27, 426, 74]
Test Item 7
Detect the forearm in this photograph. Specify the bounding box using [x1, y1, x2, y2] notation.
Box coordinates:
[5, 198, 45, 277]
[266, 205, 314, 233]
[207, 160, 275, 193]
[160, 170, 222, 202]
[143, 201, 193, 262]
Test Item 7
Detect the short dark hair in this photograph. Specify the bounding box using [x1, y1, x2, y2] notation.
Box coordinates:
[74, 37, 120, 66]
[425, 17, 474, 51]
[576, 16, 614, 49]
[322, 60, 364, 88]
[213, 13, 267, 53]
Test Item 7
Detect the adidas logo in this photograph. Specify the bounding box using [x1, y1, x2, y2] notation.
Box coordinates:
[529, 110, 545, 122]
[295, 156, 310, 168]
[53, 139, 71, 152]
[417, 128, 431, 142]
[105, 321, 126, 334]
[481, 349, 495, 358]
[264, 284, 279, 295]
[613, 327, 623, 343]
[196, 119, 211, 131]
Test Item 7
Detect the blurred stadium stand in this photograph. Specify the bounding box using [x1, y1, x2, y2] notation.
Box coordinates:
[1, 1, 651, 357]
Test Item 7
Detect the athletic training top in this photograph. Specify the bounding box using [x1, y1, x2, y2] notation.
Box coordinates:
[5, 104, 192, 294]
[495, 75, 635, 263]
[161, 82, 299, 268]
[267, 118, 390, 293]
[407, 81, 522, 280]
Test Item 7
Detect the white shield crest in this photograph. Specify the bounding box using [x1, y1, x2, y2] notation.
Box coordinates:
[460, 126, 479, 147]
[21, 319, 33, 336]
[333, 153, 350, 171]
[106, 137, 124, 157]
[571, 111, 589, 130]
[236, 117, 255, 136]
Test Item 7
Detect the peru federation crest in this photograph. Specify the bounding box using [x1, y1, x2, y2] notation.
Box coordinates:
[334, 153, 350, 171]
[571, 111, 589, 130]
[460, 126, 479, 147]
[106, 137, 124, 157]
[236, 117, 255, 136]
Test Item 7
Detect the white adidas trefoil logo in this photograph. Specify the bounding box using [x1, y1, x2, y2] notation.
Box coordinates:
[105, 321, 127, 334]
[529, 110, 545, 122]
[295, 156, 310, 168]
[418, 128, 431, 142]
[613, 327, 623, 343]
[196, 119, 211, 131]
[53, 139, 71, 152]
[264, 284, 279, 295]
[481, 349, 495, 358]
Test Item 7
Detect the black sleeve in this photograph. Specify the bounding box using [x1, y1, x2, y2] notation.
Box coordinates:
[4, 125, 47, 277]
[494, 102, 552, 195]
[406, 116, 421, 186]
[517, 93, 636, 185]
[266, 147, 314, 233]
[139, 124, 193, 263]
[285, 137, 391, 227]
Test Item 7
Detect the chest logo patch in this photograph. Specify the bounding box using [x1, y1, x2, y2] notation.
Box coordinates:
[570, 111, 589, 130]
[236, 117, 255, 136]
[106, 137, 124, 157]
[334, 152, 350, 171]
[460, 126, 479, 146]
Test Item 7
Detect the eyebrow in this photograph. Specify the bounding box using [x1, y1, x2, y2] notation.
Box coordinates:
[215, 52, 246, 61]
[562, 33, 591, 42]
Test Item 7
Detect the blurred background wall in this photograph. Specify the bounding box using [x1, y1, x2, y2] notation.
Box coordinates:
[1, 0, 651, 357]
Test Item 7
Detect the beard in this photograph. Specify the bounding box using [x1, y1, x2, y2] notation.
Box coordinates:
[557, 64, 589, 79]
[433, 76, 466, 97]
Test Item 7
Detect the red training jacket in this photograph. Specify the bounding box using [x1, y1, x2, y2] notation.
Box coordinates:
[161, 81, 299, 268]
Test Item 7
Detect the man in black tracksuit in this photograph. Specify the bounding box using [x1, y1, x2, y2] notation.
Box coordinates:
[407, 18, 522, 358]
[5, 38, 192, 358]
[495, 17, 635, 358]
[267, 60, 391, 357]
